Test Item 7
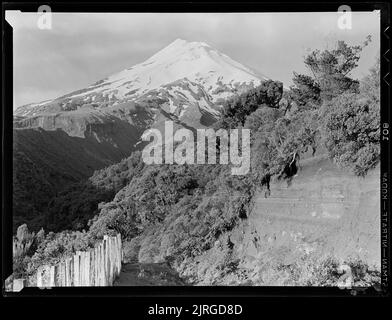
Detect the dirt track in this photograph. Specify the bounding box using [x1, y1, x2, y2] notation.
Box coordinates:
[114, 262, 185, 286]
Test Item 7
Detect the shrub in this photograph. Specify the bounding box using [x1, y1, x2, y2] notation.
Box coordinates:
[27, 230, 95, 275]
[322, 93, 380, 176]
[217, 80, 283, 129]
[88, 203, 138, 240]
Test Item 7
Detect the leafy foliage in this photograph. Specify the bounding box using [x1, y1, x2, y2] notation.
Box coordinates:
[217, 80, 283, 129]
[12, 224, 44, 278]
[13, 151, 56, 231]
[39, 182, 115, 232]
[286, 38, 379, 176]
[360, 56, 380, 101]
[11, 224, 92, 279]
[321, 93, 380, 176]
[289, 72, 321, 108]
[90, 151, 145, 192]
[15, 151, 145, 233]
[303, 38, 371, 101]
[321, 57, 380, 176]
[28, 230, 94, 275]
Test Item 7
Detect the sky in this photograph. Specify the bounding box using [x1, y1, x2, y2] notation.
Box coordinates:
[6, 11, 380, 108]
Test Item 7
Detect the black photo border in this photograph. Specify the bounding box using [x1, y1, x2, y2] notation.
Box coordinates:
[1, 1, 391, 300]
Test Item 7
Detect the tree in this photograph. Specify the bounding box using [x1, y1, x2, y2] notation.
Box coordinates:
[360, 56, 380, 102]
[322, 93, 380, 176]
[88, 204, 138, 240]
[289, 72, 321, 108]
[321, 57, 380, 176]
[244, 106, 282, 139]
[217, 80, 283, 129]
[297, 38, 371, 102]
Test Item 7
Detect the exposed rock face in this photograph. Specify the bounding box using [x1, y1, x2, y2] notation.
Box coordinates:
[226, 156, 380, 282]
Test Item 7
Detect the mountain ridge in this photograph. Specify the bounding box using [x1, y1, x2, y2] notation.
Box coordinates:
[14, 39, 269, 119]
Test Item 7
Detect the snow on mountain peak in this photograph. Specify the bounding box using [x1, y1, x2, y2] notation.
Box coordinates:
[15, 39, 270, 117]
[161, 38, 211, 52]
[100, 39, 268, 100]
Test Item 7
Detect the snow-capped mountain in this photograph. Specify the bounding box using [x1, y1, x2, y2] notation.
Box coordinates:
[13, 39, 270, 181]
[13, 39, 271, 210]
[15, 39, 268, 121]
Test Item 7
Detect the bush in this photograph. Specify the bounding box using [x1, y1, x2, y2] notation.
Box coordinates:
[322, 93, 380, 176]
[42, 182, 115, 232]
[217, 80, 283, 129]
[28, 230, 95, 273]
[12, 224, 45, 278]
[289, 72, 321, 107]
[303, 39, 369, 101]
[88, 203, 138, 240]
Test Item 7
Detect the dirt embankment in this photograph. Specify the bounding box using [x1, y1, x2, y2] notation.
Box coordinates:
[241, 155, 380, 266]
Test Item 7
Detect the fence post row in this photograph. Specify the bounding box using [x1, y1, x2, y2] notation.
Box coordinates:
[10, 234, 122, 291]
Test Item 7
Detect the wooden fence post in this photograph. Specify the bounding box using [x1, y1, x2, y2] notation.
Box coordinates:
[65, 258, 71, 286]
[116, 235, 120, 274]
[99, 242, 104, 286]
[74, 251, 81, 286]
[49, 265, 55, 287]
[85, 250, 91, 286]
[103, 239, 107, 286]
[37, 266, 43, 288]
[89, 249, 94, 286]
[13, 279, 26, 292]
[94, 246, 99, 286]
[80, 251, 85, 286]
